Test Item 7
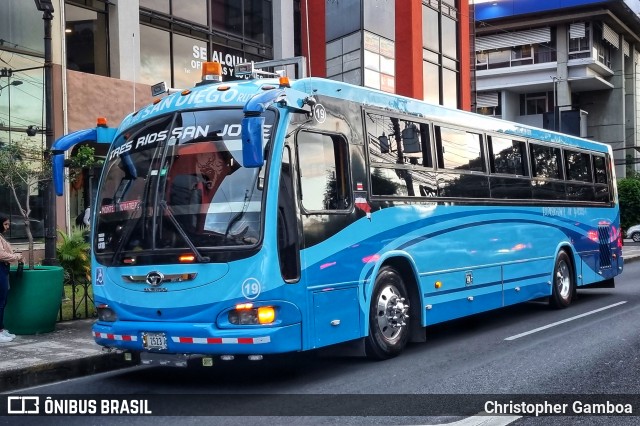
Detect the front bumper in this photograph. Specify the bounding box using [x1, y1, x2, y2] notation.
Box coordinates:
[93, 321, 302, 355]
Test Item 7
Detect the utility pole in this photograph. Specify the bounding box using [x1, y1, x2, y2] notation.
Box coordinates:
[34, 0, 58, 265]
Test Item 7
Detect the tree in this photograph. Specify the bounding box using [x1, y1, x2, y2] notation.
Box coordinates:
[0, 143, 49, 269]
[617, 176, 640, 231]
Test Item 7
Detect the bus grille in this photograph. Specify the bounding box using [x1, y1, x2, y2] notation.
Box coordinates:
[598, 225, 612, 269]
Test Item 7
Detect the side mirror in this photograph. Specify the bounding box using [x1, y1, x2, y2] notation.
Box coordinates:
[241, 116, 265, 168]
[52, 152, 65, 196]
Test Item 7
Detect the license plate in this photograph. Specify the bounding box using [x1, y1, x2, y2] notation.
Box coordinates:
[143, 332, 167, 350]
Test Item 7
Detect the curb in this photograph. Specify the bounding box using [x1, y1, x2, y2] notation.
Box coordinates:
[0, 352, 135, 393]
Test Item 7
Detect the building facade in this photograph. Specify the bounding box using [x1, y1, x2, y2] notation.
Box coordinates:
[474, 0, 640, 177]
[305, 0, 472, 110]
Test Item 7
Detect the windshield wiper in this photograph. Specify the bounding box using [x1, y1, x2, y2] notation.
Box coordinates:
[110, 207, 143, 264]
[223, 167, 261, 244]
[159, 200, 210, 263]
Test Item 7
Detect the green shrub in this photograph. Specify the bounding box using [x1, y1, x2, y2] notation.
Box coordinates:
[618, 177, 640, 231]
[56, 227, 91, 285]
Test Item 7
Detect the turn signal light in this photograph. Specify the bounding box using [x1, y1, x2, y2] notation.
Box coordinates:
[257, 306, 275, 324]
[228, 306, 276, 325]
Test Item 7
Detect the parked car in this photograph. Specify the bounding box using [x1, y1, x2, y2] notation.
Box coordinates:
[626, 224, 640, 243]
[0, 213, 44, 240]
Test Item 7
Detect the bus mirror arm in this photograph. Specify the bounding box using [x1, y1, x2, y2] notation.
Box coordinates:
[51, 126, 116, 196]
[52, 128, 98, 196]
[159, 200, 210, 263]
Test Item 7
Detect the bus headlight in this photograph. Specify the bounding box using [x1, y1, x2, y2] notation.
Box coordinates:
[228, 306, 275, 325]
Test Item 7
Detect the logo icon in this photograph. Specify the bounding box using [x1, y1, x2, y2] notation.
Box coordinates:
[7, 396, 40, 414]
[145, 271, 165, 287]
[95, 267, 104, 286]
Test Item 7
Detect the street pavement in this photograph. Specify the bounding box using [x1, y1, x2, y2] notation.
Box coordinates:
[0, 244, 638, 393]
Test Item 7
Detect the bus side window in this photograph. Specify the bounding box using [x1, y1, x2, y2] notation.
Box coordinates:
[592, 155, 610, 202]
[297, 131, 351, 212]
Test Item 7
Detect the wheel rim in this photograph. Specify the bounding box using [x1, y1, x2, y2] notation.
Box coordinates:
[556, 260, 571, 300]
[375, 284, 409, 343]
[633, 234, 640, 242]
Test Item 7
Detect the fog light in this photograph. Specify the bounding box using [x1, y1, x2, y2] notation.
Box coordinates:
[97, 304, 117, 322]
[248, 355, 263, 361]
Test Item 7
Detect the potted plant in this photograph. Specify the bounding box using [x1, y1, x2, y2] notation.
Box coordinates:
[0, 142, 64, 334]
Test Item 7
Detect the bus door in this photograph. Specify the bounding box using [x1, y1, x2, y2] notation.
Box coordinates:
[293, 127, 360, 348]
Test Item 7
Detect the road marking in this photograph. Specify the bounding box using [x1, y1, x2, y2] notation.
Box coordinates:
[505, 301, 627, 341]
[431, 414, 521, 426]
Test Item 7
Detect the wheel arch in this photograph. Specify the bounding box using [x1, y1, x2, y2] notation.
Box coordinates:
[554, 242, 578, 287]
[550, 242, 578, 307]
[368, 252, 425, 343]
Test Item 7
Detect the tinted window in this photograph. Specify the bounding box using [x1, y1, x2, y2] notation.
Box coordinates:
[530, 144, 562, 179]
[489, 136, 528, 176]
[370, 167, 437, 197]
[298, 132, 351, 212]
[490, 176, 531, 200]
[565, 150, 592, 182]
[435, 126, 485, 172]
[438, 172, 490, 198]
[593, 155, 608, 184]
[366, 112, 432, 168]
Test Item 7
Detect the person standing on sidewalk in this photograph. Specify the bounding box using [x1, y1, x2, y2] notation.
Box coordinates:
[0, 215, 23, 342]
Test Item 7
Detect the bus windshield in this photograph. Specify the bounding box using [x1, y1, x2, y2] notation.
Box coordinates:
[94, 108, 275, 266]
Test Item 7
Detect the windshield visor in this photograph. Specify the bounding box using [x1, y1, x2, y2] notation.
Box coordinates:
[94, 109, 275, 265]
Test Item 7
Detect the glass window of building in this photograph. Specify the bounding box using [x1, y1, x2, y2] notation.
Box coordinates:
[0, 0, 45, 55]
[140, 0, 274, 87]
[65, 1, 109, 76]
[211, 0, 243, 36]
[139, 25, 171, 87]
[173, 34, 208, 89]
[140, 0, 170, 14]
[422, 0, 459, 107]
[519, 92, 553, 116]
[173, 0, 208, 26]
[211, 0, 273, 41]
[0, 51, 46, 240]
[244, 0, 273, 46]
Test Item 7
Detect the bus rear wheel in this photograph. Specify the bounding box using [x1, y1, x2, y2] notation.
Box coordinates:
[550, 251, 574, 308]
[365, 266, 411, 360]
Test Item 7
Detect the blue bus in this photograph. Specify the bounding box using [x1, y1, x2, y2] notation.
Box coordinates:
[52, 62, 623, 363]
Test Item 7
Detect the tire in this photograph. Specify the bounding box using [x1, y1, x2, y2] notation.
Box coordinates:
[365, 266, 411, 360]
[632, 232, 640, 243]
[550, 251, 574, 308]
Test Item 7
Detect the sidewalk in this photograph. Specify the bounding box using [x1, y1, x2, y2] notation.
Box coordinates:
[0, 319, 133, 392]
[1, 247, 639, 393]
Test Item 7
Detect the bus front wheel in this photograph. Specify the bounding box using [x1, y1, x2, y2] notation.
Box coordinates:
[365, 266, 411, 360]
[550, 251, 574, 308]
